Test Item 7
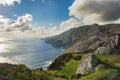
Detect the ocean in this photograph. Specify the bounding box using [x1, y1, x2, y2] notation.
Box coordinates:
[0, 38, 64, 69]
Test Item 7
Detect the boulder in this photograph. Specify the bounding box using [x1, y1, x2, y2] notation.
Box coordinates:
[76, 54, 99, 75]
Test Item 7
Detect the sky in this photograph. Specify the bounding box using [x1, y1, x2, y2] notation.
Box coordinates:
[0, 0, 74, 26]
[0, 0, 120, 38]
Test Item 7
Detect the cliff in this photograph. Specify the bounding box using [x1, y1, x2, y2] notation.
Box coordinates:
[45, 24, 120, 80]
[45, 24, 120, 53]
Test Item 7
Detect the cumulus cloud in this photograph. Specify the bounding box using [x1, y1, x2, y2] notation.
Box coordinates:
[69, 0, 120, 24]
[37, 17, 82, 37]
[0, 0, 21, 6]
[0, 14, 33, 32]
[60, 17, 82, 31]
[0, 15, 12, 28]
[9, 14, 33, 32]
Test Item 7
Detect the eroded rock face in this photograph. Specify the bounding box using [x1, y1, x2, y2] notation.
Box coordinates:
[76, 54, 99, 75]
[96, 47, 114, 54]
[45, 24, 120, 54]
[65, 34, 119, 53]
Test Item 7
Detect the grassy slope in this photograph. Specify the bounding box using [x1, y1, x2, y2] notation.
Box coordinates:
[0, 63, 53, 80]
[47, 53, 82, 80]
[80, 54, 120, 80]
[47, 53, 120, 80]
[96, 54, 120, 67]
[80, 64, 118, 80]
[1, 53, 120, 80]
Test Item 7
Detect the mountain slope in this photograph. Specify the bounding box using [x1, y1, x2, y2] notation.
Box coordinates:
[45, 24, 120, 53]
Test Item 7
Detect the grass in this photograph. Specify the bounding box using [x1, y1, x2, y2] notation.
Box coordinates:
[47, 59, 80, 79]
[1, 53, 120, 80]
[80, 64, 118, 80]
[95, 54, 120, 67]
[47, 53, 82, 80]
[47, 53, 120, 80]
[78, 53, 120, 80]
[0, 63, 53, 80]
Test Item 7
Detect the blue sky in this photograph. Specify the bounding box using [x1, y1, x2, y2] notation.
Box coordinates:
[0, 0, 74, 27]
[0, 0, 119, 38]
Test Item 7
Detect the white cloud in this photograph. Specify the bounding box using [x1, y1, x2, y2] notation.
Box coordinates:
[0, 14, 33, 32]
[0, 0, 21, 6]
[8, 14, 33, 32]
[69, 0, 120, 25]
[60, 17, 82, 32]
[33, 18, 82, 37]
[0, 16, 82, 38]
[0, 15, 12, 28]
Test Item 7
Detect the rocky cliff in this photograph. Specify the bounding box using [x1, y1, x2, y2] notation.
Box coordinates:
[45, 24, 120, 53]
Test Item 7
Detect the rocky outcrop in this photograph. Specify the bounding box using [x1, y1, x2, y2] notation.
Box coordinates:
[65, 34, 119, 53]
[45, 24, 120, 54]
[48, 53, 73, 70]
[76, 54, 99, 75]
[96, 47, 114, 54]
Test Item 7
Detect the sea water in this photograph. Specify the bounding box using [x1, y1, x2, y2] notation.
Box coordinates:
[0, 38, 64, 69]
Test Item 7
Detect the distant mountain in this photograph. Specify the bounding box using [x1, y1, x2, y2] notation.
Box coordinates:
[45, 24, 120, 53]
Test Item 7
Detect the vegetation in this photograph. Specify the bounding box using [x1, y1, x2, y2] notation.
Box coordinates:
[0, 63, 53, 80]
[44, 24, 120, 80]
[1, 53, 120, 80]
[47, 53, 83, 80]
[80, 64, 118, 80]
[47, 53, 120, 80]
[95, 54, 120, 67]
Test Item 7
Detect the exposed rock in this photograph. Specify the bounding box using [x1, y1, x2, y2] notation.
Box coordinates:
[48, 53, 73, 70]
[76, 54, 99, 75]
[96, 47, 114, 54]
[45, 24, 120, 54]
[65, 34, 119, 53]
[54, 53, 73, 62]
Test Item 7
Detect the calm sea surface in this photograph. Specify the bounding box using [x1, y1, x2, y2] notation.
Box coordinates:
[0, 38, 64, 69]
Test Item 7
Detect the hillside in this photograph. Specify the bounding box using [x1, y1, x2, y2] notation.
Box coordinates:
[45, 24, 120, 53]
[47, 53, 120, 80]
[1, 53, 120, 80]
[44, 24, 120, 80]
[0, 63, 54, 80]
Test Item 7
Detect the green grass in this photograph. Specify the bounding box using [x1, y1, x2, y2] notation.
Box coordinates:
[1, 53, 120, 80]
[78, 53, 120, 80]
[47, 53, 120, 80]
[80, 64, 118, 80]
[0, 63, 53, 80]
[47, 59, 80, 79]
[47, 53, 81, 79]
[32, 69, 53, 80]
[95, 54, 120, 67]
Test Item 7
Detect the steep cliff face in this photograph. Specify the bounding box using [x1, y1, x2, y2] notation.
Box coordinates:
[65, 34, 119, 53]
[45, 24, 120, 53]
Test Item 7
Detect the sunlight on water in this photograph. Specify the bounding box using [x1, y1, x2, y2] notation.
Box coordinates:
[0, 37, 63, 69]
[0, 57, 11, 63]
[0, 44, 7, 52]
[0, 38, 9, 52]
